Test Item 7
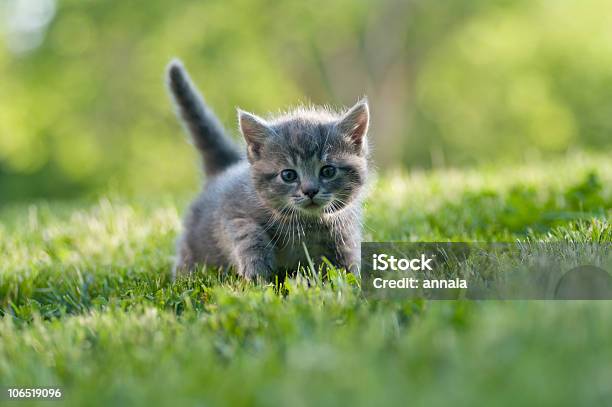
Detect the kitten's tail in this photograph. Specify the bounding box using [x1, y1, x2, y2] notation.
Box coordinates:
[166, 59, 242, 176]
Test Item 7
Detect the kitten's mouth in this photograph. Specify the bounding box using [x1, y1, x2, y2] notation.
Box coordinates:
[291, 196, 333, 215]
[293, 199, 325, 215]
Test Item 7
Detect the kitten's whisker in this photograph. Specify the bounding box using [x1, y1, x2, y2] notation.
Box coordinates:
[259, 202, 295, 251]
[289, 208, 297, 246]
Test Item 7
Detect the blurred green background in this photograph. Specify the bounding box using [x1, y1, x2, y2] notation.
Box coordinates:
[1, 0, 611, 202]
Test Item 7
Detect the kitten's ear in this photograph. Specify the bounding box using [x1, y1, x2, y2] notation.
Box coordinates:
[337, 98, 369, 153]
[238, 109, 272, 160]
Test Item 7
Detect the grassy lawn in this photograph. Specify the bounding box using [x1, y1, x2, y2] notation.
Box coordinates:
[0, 152, 611, 406]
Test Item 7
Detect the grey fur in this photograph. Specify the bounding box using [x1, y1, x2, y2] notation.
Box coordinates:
[166, 60, 370, 280]
[166, 59, 242, 175]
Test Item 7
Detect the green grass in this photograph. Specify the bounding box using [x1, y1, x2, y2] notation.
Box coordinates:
[0, 152, 611, 406]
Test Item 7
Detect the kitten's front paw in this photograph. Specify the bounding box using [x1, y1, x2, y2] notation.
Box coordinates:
[238, 259, 274, 281]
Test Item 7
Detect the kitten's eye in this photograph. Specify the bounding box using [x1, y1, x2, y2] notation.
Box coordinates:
[320, 165, 337, 179]
[280, 169, 298, 182]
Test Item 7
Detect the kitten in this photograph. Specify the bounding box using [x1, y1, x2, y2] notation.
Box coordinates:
[166, 60, 369, 280]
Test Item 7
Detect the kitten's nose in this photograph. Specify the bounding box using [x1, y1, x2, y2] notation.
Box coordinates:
[302, 186, 319, 199]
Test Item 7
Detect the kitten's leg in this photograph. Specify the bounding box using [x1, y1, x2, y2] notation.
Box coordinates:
[335, 227, 362, 276]
[224, 217, 275, 280]
[173, 236, 196, 279]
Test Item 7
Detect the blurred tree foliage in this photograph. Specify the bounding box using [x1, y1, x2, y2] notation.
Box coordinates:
[0, 0, 610, 201]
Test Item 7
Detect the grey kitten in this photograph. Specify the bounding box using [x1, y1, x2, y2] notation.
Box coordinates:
[166, 60, 369, 280]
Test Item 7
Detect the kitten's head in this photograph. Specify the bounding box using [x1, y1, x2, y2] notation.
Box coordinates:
[238, 100, 369, 218]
